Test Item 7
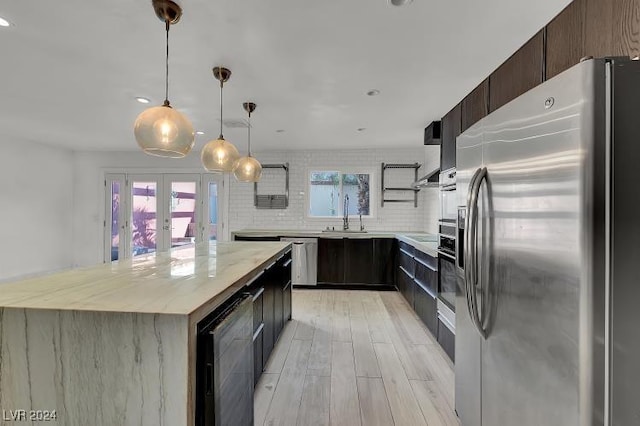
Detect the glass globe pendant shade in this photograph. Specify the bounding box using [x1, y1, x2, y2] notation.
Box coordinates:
[134, 105, 195, 158]
[233, 155, 263, 182]
[201, 137, 241, 172]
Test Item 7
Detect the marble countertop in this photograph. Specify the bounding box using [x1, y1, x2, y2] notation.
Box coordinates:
[233, 229, 440, 257]
[0, 241, 290, 315]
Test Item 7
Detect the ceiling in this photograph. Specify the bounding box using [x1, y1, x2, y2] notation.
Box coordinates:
[0, 0, 571, 153]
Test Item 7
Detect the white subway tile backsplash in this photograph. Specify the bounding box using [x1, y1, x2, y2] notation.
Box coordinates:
[229, 148, 440, 233]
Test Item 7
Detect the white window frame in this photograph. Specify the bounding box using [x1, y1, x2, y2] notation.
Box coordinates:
[305, 167, 377, 219]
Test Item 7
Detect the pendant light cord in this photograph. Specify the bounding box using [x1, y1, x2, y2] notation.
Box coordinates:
[247, 111, 251, 156]
[219, 79, 224, 139]
[164, 20, 170, 107]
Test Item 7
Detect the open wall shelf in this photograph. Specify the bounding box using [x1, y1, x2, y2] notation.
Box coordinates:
[381, 162, 421, 207]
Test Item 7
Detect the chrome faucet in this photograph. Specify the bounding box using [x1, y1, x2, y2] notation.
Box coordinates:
[343, 195, 350, 230]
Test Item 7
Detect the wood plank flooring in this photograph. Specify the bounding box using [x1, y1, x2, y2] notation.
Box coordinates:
[255, 290, 459, 426]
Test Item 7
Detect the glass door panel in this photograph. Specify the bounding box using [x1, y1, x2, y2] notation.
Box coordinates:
[130, 176, 162, 256]
[203, 174, 224, 241]
[105, 174, 126, 262]
[165, 174, 200, 248]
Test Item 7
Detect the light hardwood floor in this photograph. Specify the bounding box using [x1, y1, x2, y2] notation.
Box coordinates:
[255, 289, 459, 426]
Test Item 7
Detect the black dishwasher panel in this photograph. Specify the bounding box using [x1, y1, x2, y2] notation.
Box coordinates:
[196, 294, 253, 426]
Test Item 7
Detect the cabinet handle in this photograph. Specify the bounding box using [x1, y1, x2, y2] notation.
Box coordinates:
[245, 269, 265, 287]
[283, 259, 293, 268]
[252, 287, 265, 301]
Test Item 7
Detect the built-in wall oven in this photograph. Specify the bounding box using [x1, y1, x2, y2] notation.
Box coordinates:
[438, 169, 457, 313]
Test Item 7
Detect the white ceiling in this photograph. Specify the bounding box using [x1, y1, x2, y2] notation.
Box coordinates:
[0, 0, 571, 153]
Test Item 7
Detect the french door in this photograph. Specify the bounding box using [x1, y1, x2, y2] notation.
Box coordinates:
[105, 173, 226, 262]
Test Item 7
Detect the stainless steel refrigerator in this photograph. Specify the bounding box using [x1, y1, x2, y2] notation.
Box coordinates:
[455, 58, 640, 426]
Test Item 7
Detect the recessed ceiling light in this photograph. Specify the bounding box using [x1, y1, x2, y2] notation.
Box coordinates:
[367, 89, 380, 96]
[357, 128, 366, 132]
[196, 131, 205, 135]
[389, 0, 413, 6]
[0, 16, 11, 27]
[276, 129, 285, 133]
[135, 97, 150, 104]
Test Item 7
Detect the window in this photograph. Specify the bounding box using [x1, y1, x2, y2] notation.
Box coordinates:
[308, 169, 373, 218]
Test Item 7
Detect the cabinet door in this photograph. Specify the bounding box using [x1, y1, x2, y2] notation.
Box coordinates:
[283, 281, 292, 322]
[461, 79, 489, 132]
[262, 279, 275, 361]
[253, 327, 263, 387]
[373, 238, 396, 285]
[546, 0, 585, 79]
[440, 103, 462, 172]
[318, 238, 345, 284]
[344, 239, 374, 284]
[274, 280, 284, 338]
[489, 30, 545, 113]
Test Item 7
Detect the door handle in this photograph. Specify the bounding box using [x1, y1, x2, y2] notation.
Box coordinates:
[465, 167, 488, 339]
[464, 168, 481, 327]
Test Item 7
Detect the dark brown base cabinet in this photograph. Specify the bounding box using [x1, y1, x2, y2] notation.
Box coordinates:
[395, 243, 441, 347]
[247, 251, 292, 387]
[319, 238, 396, 286]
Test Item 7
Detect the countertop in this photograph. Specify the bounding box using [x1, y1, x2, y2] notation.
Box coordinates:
[233, 229, 440, 258]
[0, 241, 290, 315]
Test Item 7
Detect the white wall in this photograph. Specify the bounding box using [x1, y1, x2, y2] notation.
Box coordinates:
[423, 145, 440, 234]
[71, 147, 439, 267]
[0, 140, 74, 281]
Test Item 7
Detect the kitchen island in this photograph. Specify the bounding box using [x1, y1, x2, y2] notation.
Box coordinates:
[0, 241, 290, 426]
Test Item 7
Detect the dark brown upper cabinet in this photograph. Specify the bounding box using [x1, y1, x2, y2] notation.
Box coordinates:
[440, 103, 462, 172]
[461, 79, 489, 133]
[489, 30, 545, 113]
[546, 0, 586, 79]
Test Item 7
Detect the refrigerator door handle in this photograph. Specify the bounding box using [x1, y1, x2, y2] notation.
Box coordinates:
[466, 167, 488, 339]
[464, 168, 482, 323]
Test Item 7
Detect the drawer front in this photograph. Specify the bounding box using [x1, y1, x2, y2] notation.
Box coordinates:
[398, 241, 415, 256]
[414, 284, 437, 337]
[399, 249, 415, 277]
[414, 260, 437, 295]
[415, 249, 437, 271]
[437, 319, 455, 362]
[398, 267, 415, 308]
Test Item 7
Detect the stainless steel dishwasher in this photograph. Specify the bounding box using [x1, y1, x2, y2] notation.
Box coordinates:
[280, 237, 317, 286]
[196, 294, 253, 426]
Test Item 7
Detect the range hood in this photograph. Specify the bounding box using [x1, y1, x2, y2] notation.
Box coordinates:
[411, 167, 440, 188]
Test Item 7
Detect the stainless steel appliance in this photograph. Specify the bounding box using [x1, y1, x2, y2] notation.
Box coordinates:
[280, 237, 317, 286]
[439, 169, 457, 225]
[438, 169, 457, 325]
[455, 58, 640, 426]
[196, 294, 253, 426]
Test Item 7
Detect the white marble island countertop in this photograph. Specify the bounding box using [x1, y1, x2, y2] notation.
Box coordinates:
[0, 241, 291, 426]
[0, 241, 290, 316]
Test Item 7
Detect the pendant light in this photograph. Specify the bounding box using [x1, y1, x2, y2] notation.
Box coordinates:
[201, 67, 240, 172]
[134, 0, 194, 158]
[234, 102, 263, 182]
